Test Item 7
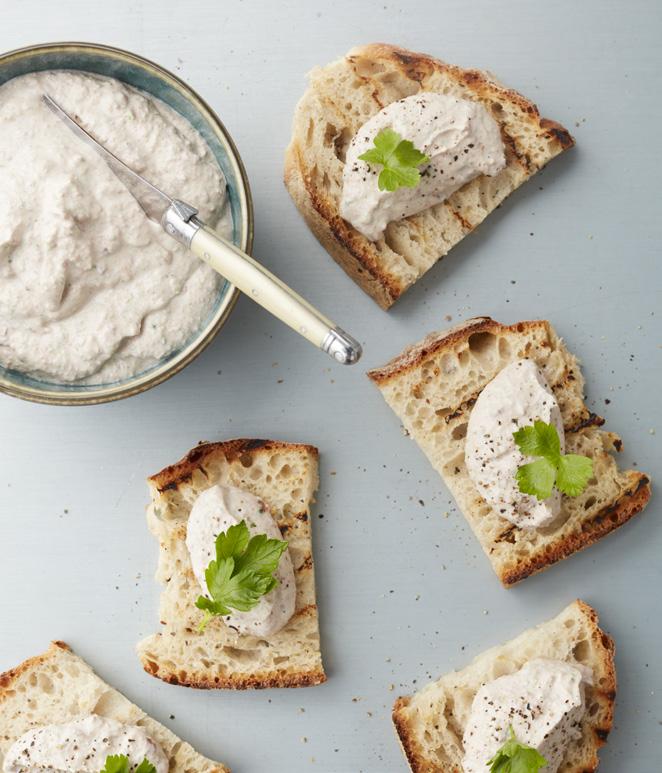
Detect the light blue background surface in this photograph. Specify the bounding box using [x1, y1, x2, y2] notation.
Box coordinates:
[0, 1, 660, 771]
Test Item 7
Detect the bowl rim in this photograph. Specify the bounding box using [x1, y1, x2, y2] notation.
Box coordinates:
[0, 40, 254, 406]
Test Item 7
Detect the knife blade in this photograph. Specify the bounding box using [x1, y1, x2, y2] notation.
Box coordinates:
[42, 94, 173, 224]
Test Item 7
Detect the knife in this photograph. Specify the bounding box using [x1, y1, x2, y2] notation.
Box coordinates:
[42, 94, 362, 365]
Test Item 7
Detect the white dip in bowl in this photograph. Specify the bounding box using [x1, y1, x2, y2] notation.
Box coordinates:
[0, 70, 231, 384]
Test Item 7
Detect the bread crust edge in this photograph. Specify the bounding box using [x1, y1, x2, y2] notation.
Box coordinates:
[0, 642, 231, 772]
[0, 640, 70, 693]
[284, 43, 575, 309]
[139, 656, 327, 690]
[143, 438, 326, 691]
[368, 316, 652, 586]
[367, 316, 539, 383]
[149, 438, 319, 493]
[501, 473, 651, 586]
[284, 142, 398, 309]
[392, 600, 617, 773]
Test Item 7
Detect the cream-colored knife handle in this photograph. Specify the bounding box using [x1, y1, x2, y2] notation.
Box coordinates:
[187, 223, 361, 364]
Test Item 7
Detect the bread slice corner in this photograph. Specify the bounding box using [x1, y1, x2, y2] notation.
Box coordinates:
[137, 438, 326, 689]
[284, 43, 574, 308]
[0, 641, 228, 772]
[392, 599, 616, 772]
[368, 316, 651, 585]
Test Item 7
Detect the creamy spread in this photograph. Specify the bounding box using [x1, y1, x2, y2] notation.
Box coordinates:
[340, 92, 505, 241]
[465, 359, 564, 528]
[462, 659, 588, 773]
[0, 70, 231, 384]
[2, 715, 168, 773]
[186, 484, 295, 637]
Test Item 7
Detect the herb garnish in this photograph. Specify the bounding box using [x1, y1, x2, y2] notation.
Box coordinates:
[100, 755, 156, 773]
[195, 520, 288, 631]
[358, 128, 430, 191]
[514, 420, 593, 500]
[487, 726, 548, 772]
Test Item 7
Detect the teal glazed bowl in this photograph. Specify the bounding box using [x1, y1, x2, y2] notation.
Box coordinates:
[0, 42, 253, 405]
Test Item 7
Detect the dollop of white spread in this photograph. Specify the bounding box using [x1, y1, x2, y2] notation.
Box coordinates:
[186, 484, 296, 637]
[339, 92, 505, 241]
[462, 659, 588, 773]
[0, 71, 231, 384]
[465, 359, 565, 528]
[2, 715, 168, 773]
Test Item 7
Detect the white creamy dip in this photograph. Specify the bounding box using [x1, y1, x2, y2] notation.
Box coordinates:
[462, 658, 588, 773]
[0, 70, 231, 384]
[186, 484, 296, 637]
[2, 715, 168, 773]
[340, 92, 505, 241]
[465, 359, 565, 528]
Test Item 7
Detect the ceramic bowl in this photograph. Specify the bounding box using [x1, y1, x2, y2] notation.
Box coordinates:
[0, 41, 252, 405]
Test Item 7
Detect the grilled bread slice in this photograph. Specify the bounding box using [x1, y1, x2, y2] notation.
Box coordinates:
[0, 641, 228, 772]
[368, 317, 651, 585]
[137, 439, 326, 689]
[393, 600, 615, 772]
[284, 43, 574, 309]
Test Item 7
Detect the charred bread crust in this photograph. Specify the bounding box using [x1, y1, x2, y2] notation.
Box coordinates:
[369, 317, 652, 587]
[368, 317, 546, 384]
[142, 439, 325, 690]
[141, 639, 326, 691]
[149, 438, 319, 494]
[392, 694, 439, 773]
[352, 44, 573, 154]
[392, 601, 616, 773]
[285, 44, 574, 308]
[0, 643, 230, 771]
[500, 473, 651, 586]
[284, 144, 400, 309]
[0, 641, 70, 693]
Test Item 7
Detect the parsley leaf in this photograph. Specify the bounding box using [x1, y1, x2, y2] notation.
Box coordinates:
[557, 453, 594, 496]
[100, 755, 156, 773]
[487, 726, 548, 773]
[100, 757, 129, 773]
[513, 420, 593, 500]
[515, 457, 557, 500]
[512, 420, 560, 461]
[135, 762, 157, 773]
[195, 520, 288, 631]
[358, 128, 430, 192]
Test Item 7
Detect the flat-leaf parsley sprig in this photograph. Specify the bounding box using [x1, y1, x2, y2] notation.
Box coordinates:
[100, 755, 156, 773]
[513, 419, 593, 501]
[195, 520, 288, 631]
[358, 128, 430, 192]
[487, 726, 548, 773]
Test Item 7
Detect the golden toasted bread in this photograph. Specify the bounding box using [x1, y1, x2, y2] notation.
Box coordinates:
[0, 642, 228, 772]
[393, 600, 616, 772]
[137, 439, 326, 689]
[285, 43, 573, 308]
[368, 317, 651, 585]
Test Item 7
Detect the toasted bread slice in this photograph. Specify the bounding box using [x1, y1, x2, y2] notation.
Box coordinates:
[392, 600, 615, 772]
[368, 317, 651, 585]
[0, 641, 228, 772]
[284, 43, 574, 308]
[137, 439, 326, 689]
